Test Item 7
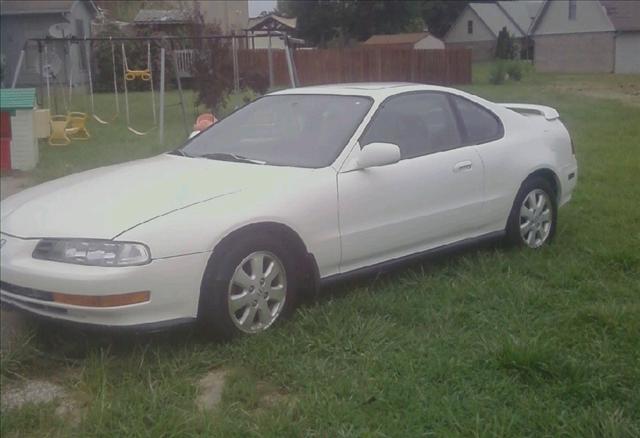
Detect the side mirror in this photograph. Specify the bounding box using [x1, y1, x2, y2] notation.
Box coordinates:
[188, 130, 200, 139]
[357, 142, 401, 169]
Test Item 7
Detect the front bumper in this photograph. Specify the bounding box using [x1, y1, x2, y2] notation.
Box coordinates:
[0, 233, 210, 328]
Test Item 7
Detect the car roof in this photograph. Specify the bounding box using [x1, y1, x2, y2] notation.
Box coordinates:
[270, 82, 462, 100]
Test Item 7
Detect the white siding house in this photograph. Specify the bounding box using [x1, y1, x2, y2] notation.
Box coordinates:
[531, 0, 640, 73]
[0, 1, 98, 88]
[444, 1, 542, 61]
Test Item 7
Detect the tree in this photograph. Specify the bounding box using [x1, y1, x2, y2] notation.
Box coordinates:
[277, 0, 425, 47]
[188, 7, 234, 113]
[495, 26, 515, 59]
[418, 0, 468, 38]
[277, 0, 471, 46]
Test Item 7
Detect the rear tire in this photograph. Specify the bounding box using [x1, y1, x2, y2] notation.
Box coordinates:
[198, 234, 299, 340]
[506, 177, 557, 248]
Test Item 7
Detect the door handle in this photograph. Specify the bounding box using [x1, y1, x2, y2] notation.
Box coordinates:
[453, 161, 473, 172]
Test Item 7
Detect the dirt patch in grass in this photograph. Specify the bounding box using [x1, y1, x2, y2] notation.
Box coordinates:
[196, 368, 230, 412]
[1, 379, 87, 426]
[196, 367, 291, 414]
[546, 80, 640, 107]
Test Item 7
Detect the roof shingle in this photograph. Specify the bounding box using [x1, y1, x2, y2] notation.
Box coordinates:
[0, 0, 97, 16]
[600, 0, 640, 32]
[133, 9, 191, 24]
[362, 32, 431, 45]
[0, 88, 36, 110]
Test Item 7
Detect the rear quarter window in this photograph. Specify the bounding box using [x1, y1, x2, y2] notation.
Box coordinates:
[452, 96, 504, 145]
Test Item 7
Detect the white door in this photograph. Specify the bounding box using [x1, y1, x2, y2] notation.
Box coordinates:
[337, 92, 485, 273]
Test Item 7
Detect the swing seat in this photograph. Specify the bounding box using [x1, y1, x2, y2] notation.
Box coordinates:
[125, 69, 151, 81]
[93, 113, 118, 125]
[49, 115, 73, 146]
[67, 112, 90, 140]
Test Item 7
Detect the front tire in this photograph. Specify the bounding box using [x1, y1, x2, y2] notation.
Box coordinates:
[198, 234, 299, 340]
[506, 177, 557, 248]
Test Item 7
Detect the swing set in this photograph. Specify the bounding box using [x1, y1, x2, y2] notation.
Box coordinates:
[12, 33, 300, 145]
[43, 40, 90, 146]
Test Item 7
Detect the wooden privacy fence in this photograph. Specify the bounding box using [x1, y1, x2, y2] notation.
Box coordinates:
[236, 48, 471, 87]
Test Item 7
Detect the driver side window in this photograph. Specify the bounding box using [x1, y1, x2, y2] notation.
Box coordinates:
[360, 92, 462, 160]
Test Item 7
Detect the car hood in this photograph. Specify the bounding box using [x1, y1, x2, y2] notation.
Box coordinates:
[1, 154, 305, 239]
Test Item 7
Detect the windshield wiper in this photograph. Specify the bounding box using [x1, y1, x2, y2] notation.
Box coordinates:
[197, 153, 266, 165]
[168, 149, 190, 157]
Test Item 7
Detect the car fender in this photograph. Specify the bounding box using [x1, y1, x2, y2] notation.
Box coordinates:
[117, 167, 342, 277]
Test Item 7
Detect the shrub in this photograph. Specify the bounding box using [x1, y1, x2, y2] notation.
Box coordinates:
[496, 27, 516, 60]
[489, 61, 507, 85]
[506, 61, 523, 81]
[242, 72, 269, 95]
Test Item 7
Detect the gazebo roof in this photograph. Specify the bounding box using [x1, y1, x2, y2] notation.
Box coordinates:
[247, 14, 297, 32]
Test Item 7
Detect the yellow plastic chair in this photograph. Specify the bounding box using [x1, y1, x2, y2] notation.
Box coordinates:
[49, 115, 73, 146]
[67, 112, 90, 140]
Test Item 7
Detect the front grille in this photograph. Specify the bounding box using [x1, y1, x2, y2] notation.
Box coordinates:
[0, 281, 54, 301]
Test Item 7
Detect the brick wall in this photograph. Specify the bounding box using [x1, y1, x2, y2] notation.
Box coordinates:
[534, 32, 615, 73]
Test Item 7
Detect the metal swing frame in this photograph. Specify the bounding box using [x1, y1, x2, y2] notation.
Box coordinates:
[18, 32, 299, 144]
[122, 41, 157, 136]
[87, 38, 120, 125]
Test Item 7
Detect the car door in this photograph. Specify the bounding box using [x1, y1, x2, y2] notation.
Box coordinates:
[448, 95, 510, 230]
[337, 92, 485, 274]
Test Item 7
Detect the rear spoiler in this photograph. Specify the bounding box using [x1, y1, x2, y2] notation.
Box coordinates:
[499, 103, 560, 120]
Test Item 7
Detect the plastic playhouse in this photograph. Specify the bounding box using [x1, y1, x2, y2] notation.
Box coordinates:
[0, 88, 39, 171]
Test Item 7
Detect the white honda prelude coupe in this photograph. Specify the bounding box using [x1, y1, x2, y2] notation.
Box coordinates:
[0, 83, 577, 339]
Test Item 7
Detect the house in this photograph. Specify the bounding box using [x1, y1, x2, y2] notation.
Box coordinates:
[444, 1, 543, 61]
[531, 0, 640, 73]
[361, 32, 445, 50]
[247, 14, 297, 50]
[195, 0, 248, 35]
[133, 9, 192, 34]
[0, 0, 99, 88]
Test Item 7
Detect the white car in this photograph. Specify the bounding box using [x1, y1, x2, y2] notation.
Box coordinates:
[0, 83, 577, 338]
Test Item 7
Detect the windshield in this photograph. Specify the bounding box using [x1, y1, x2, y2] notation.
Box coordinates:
[180, 94, 373, 168]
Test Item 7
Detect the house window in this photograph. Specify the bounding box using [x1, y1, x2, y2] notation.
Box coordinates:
[24, 31, 42, 73]
[467, 20, 473, 34]
[568, 0, 577, 20]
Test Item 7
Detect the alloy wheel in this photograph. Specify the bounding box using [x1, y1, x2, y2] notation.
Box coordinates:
[227, 251, 287, 333]
[519, 189, 553, 248]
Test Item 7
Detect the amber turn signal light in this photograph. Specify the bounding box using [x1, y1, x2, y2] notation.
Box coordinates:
[52, 291, 150, 307]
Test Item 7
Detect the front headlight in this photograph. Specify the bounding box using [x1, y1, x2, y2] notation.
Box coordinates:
[33, 239, 151, 267]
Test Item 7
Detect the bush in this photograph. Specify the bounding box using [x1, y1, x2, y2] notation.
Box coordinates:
[496, 27, 516, 60]
[489, 61, 507, 85]
[506, 61, 523, 81]
[241, 72, 269, 95]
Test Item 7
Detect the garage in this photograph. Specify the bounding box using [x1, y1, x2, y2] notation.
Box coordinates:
[615, 32, 640, 73]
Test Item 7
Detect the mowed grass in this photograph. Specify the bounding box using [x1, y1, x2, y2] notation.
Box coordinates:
[1, 70, 639, 436]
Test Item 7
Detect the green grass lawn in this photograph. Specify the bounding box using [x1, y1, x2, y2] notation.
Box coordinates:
[1, 71, 639, 436]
